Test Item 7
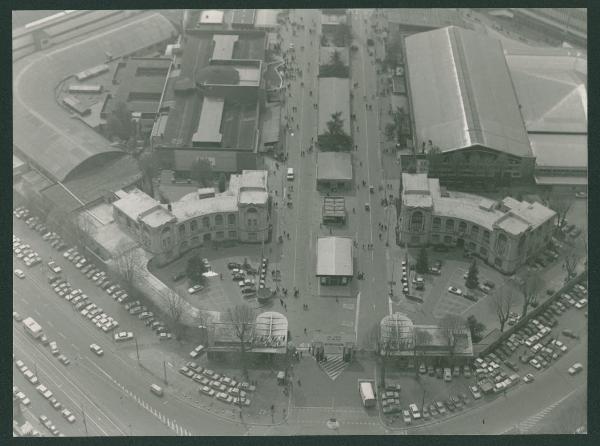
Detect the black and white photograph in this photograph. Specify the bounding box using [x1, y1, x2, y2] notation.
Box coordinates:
[11, 7, 588, 437]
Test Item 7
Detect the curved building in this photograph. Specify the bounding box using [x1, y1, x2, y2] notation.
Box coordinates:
[399, 173, 556, 274]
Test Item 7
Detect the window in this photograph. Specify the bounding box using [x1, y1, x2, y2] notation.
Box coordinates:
[191, 236, 200, 245]
[468, 242, 476, 250]
[191, 220, 197, 232]
[215, 214, 223, 226]
[517, 236, 526, 255]
[248, 232, 257, 241]
[471, 225, 480, 238]
[480, 247, 487, 257]
[432, 217, 441, 230]
[483, 230, 490, 244]
[178, 224, 186, 235]
[409, 211, 424, 232]
[228, 214, 236, 225]
[495, 233, 508, 256]
[216, 231, 224, 240]
[246, 208, 258, 227]
[444, 235, 452, 244]
[494, 257, 502, 268]
[411, 235, 420, 244]
[432, 234, 440, 243]
[228, 230, 237, 238]
[203, 217, 210, 228]
[511, 172, 521, 178]
[161, 226, 171, 234]
[458, 221, 467, 233]
[445, 219, 454, 232]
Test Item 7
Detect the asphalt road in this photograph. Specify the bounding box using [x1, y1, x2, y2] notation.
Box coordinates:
[13, 216, 247, 436]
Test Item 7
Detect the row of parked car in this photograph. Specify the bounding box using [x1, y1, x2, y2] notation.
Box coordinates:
[13, 355, 76, 428]
[228, 258, 269, 297]
[62, 247, 174, 340]
[13, 235, 42, 267]
[178, 362, 255, 406]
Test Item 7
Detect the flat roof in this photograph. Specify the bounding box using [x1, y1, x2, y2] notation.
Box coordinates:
[318, 78, 350, 135]
[113, 188, 161, 222]
[535, 175, 587, 186]
[140, 206, 175, 228]
[323, 197, 346, 218]
[405, 26, 532, 158]
[199, 10, 224, 24]
[530, 133, 587, 169]
[212, 35, 238, 60]
[316, 237, 353, 277]
[317, 152, 353, 181]
[232, 9, 256, 25]
[192, 97, 225, 144]
[13, 12, 176, 182]
[262, 104, 280, 144]
[385, 8, 469, 29]
[500, 197, 556, 230]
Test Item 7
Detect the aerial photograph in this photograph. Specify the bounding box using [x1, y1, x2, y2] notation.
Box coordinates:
[12, 8, 587, 436]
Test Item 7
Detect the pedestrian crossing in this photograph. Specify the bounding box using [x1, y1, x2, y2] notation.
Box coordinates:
[316, 354, 350, 381]
[509, 390, 574, 434]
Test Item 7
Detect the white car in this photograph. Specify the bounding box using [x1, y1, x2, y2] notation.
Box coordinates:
[14, 269, 26, 279]
[409, 403, 421, 419]
[529, 359, 541, 370]
[551, 340, 568, 352]
[90, 344, 104, 356]
[523, 373, 535, 383]
[61, 408, 76, 423]
[190, 345, 205, 358]
[16, 391, 31, 406]
[36, 384, 53, 399]
[23, 369, 39, 384]
[568, 363, 583, 375]
[114, 331, 134, 342]
[469, 385, 482, 399]
[188, 284, 204, 294]
[448, 286, 462, 296]
[575, 299, 587, 309]
[47, 261, 62, 273]
[403, 409, 412, 424]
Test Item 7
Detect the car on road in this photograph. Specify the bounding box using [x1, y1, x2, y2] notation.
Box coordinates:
[523, 373, 534, 383]
[57, 354, 70, 365]
[36, 384, 53, 399]
[190, 345, 205, 359]
[23, 369, 39, 384]
[15, 391, 31, 406]
[13, 312, 23, 322]
[61, 408, 76, 423]
[428, 365, 435, 376]
[469, 385, 482, 399]
[402, 410, 412, 424]
[188, 284, 204, 294]
[444, 368, 452, 382]
[434, 401, 446, 415]
[114, 331, 134, 342]
[419, 363, 426, 374]
[448, 286, 462, 296]
[90, 344, 104, 356]
[568, 363, 583, 375]
[49, 341, 60, 356]
[14, 269, 26, 279]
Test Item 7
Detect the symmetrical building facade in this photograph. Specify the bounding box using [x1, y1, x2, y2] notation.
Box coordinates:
[399, 174, 556, 274]
[112, 170, 270, 265]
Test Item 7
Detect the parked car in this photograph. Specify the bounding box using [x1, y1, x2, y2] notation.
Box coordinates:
[90, 344, 104, 356]
[448, 286, 462, 296]
[568, 363, 583, 375]
[114, 332, 134, 342]
[402, 410, 412, 425]
[188, 284, 204, 294]
[469, 385, 482, 399]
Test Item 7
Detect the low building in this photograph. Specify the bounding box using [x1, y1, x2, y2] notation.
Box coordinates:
[379, 313, 473, 368]
[322, 197, 346, 225]
[112, 170, 270, 265]
[316, 236, 353, 286]
[399, 173, 556, 274]
[316, 152, 353, 191]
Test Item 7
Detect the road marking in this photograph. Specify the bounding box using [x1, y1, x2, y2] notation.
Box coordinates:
[34, 309, 41, 317]
[58, 331, 66, 339]
[71, 343, 80, 351]
[355, 293, 361, 343]
[47, 320, 54, 328]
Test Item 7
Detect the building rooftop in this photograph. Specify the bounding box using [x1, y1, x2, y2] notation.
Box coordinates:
[500, 197, 556, 230]
[113, 188, 161, 222]
[13, 12, 176, 182]
[212, 34, 238, 60]
[199, 10, 224, 24]
[261, 103, 280, 144]
[323, 197, 346, 218]
[192, 97, 225, 144]
[232, 9, 256, 26]
[385, 8, 470, 29]
[316, 236, 353, 277]
[318, 78, 351, 135]
[140, 206, 176, 228]
[319, 46, 349, 66]
[529, 133, 587, 169]
[405, 27, 532, 158]
[317, 152, 353, 181]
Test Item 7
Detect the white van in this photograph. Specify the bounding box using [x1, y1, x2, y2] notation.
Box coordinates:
[150, 384, 163, 397]
[358, 381, 376, 408]
[286, 168, 294, 181]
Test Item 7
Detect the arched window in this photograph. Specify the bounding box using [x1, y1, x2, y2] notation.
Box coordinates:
[409, 211, 424, 233]
[215, 214, 223, 226]
[246, 208, 258, 227]
[471, 225, 480, 238]
[496, 233, 508, 256]
[432, 217, 441, 230]
[458, 221, 467, 233]
[161, 226, 171, 234]
[190, 220, 197, 232]
[445, 219, 454, 232]
[228, 214, 236, 225]
[202, 216, 210, 228]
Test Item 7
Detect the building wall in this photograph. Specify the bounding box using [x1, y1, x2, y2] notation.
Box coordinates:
[425, 146, 536, 186]
[399, 203, 555, 274]
[113, 192, 269, 265]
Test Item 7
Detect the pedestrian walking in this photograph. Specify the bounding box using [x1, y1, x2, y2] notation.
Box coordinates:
[297, 379, 301, 387]
[304, 327, 307, 335]
[280, 298, 284, 306]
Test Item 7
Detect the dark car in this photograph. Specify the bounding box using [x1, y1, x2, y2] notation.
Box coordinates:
[562, 329, 579, 339]
[172, 272, 186, 282]
[227, 262, 242, 270]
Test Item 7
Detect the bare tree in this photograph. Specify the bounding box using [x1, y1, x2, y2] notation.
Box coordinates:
[548, 194, 573, 227]
[563, 244, 580, 283]
[47, 208, 95, 251]
[369, 322, 391, 387]
[226, 305, 255, 378]
[520, 272, 543, 318]
[438, 314, 466, 356]
[490, 286, 516, 332]
[413, 328, 433, 373]
[161, 288, 186, 339]
[137, 151, 161, 197]
[115, 248, 142, 293]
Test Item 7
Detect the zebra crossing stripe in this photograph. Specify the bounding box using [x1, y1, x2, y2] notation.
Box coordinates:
[317, 355, 350, 380]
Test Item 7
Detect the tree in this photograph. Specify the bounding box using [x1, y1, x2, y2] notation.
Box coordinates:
[333, 23, 352, 47]
[326, 111, 345, 135]
[162, 288, 186, 339]
[190, 158, 214, 187]
[384, 123, 396, 141]
[226, 304, 255, 378]
[466, 315, 486, 343]
[218, 173, 227, 193]
[438, 314, 466, 355]
[563, 244, 580, 283]
[548, 194, 573, 227]
[115, 247, 143, 293]
[186, 255, 208, 284]
[489, 285, 516, 332]
[330, 49, 343, 68]
[137, 151, 161, 197]
[520, 272, 542, 318]
[413, 328, 433, 373]
[106, 101, 133, 141]
[368, 322, 392, 388]
[465, 260, 479, 290]
[415, 247, 429, 274]
[47, 208, 95, 252]
[384, 34, 403, 67]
